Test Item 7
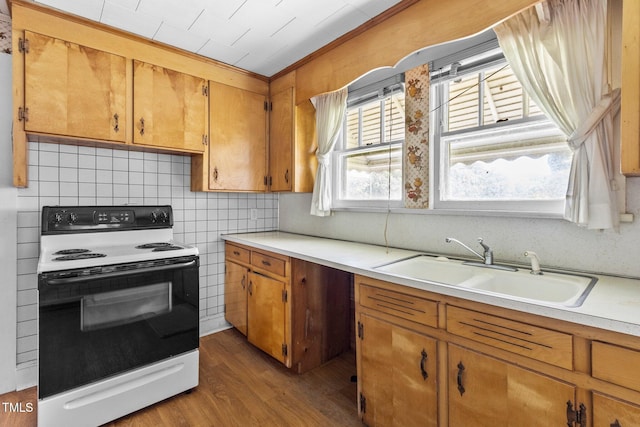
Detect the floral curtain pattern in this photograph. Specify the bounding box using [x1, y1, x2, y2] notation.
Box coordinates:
[404, 64, 430, 208]
[0, 14, 11, 54]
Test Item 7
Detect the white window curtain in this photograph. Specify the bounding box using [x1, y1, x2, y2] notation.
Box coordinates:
[310, 87, 348, 216]
[494, 0, 620, 230]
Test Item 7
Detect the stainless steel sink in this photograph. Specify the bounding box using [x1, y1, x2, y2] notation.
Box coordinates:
[374, 255, 597, 307]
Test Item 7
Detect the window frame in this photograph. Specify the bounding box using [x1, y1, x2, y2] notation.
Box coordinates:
[430, 53, 571, 216]
[332, 77, 405, 210]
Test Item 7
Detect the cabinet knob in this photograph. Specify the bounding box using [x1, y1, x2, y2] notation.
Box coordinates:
[213, 167, 219, 182]
[113, 113, 119, 132]
[139, 117, 145, 135]
[284, 169, 290, 183]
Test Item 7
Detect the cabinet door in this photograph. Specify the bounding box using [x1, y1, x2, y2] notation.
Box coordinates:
[359, 313, 437, 427]
[449, 344, 575, 427]
[209, 81, 267, 191]
[24, 31, 126, 142]
[247, 272, 286, 363]
[593, 393, 640, 426]
[269, 87, 294, 192]
[133, 60, 207, 152]
[224, 260, 248, 336]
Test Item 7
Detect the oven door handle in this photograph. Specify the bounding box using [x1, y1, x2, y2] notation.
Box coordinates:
[43, 259, 198, 285]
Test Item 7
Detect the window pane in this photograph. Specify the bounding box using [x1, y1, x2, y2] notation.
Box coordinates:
[384, 93, 405, 142]
[345, 108, 360, 149]
[445, 152, 572, 200]
[361, 100, 382, 146]
[447, 75, 479, 132]
[442, 121, 572, 201]
[340, 146, 402, 200]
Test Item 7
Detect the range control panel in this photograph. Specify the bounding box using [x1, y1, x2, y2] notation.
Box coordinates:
[41, 206, 173, 234]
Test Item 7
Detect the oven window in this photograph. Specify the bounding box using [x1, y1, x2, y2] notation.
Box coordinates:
[81, 282, 172, 331]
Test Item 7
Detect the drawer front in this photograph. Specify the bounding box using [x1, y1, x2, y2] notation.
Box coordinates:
[447, 306, 573, 370]
[252, 251, 287, 277]
[225, 243, 250, 264]
[359, 284, 438, 328]
[592, 341, 640, 392]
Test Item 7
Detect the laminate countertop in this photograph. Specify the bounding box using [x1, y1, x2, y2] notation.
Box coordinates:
[222, 231, 640, 337]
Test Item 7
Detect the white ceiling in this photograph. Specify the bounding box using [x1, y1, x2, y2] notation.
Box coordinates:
[15, 0, 402, 77]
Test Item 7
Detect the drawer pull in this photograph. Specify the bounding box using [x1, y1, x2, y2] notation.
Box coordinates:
[420, 349, 428, 380]
[262, 260, 272, 267]
[233, 250, 240, 256]
[457, 362, 465, 396]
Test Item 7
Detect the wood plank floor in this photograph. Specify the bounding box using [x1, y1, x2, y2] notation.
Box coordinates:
[0, 329, 361, 426]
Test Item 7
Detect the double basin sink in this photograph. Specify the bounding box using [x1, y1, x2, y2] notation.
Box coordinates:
[374, 254, 598, 307]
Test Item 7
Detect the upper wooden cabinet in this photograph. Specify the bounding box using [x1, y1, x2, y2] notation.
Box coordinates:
[621, 0, 640, 175]
[22, 31, 127, 143]
[132, 60, 207, 153]
[268, 72, 316, 193]
[208, 81, 268, 191]
[269, 87, 294, 192]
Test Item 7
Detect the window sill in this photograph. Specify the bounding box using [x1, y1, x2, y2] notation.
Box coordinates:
[331, 206, 566, 220]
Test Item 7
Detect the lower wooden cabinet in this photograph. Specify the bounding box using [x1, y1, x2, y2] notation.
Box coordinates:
[448, 344, 575, 427]
[358, 313, 437, 427]
[354, 274, 640, 427]
[224, 242, 352, 372]
[593, 393, 640, 426]
[224, 260, 248, 336]
[247, 271, 287, 363]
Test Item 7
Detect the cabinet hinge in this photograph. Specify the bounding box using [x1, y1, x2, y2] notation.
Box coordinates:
[18, 107, 29, 122]
[359, 393, 366, 414]
[282, 289, 288, 303]
[202, 85, 209, 96]
[357, 321, 364, 340]
[566, 401, 587, 427]
[282, 343, 288, 357]
[264, 176, 268, 186]
[19, 38, 29, 53]
[269, 102, 273, 111]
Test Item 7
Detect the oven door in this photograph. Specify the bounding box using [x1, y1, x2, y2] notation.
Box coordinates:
[38, 256, 199, 399]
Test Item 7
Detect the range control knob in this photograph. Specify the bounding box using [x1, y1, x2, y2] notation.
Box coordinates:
[69, 213, 79, 224]
[159, 211, 169, 223]
[150, 211, 159, 223]
[53, 212, 63, 224]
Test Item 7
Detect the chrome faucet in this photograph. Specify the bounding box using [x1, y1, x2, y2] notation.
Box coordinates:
[445, 237, 493, 265]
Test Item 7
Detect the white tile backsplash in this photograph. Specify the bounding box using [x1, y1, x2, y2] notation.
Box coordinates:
[16, 141, 278, 366]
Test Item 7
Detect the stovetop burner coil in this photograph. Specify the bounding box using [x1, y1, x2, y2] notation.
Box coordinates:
[54, 249, 90, 255]
[53, 253, 107, 261]
[135, 242, 172, 249]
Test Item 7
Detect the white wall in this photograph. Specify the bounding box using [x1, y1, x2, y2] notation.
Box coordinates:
[0, 52, 18, 394]
[279, 177, 640, 278]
